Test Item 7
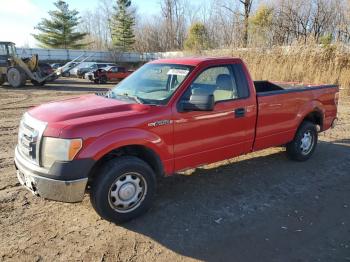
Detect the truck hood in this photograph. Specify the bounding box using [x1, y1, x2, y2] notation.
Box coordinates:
[29, 94, 144, 123]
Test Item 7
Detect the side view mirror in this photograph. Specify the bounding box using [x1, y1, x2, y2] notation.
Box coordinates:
[180, 92, 215, 112]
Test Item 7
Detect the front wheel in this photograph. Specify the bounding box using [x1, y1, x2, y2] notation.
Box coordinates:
[286, 121, 318, 161]
[100, 75, 107, 84]
[7, 67, 26, 88]
[90, 156, 156, 223]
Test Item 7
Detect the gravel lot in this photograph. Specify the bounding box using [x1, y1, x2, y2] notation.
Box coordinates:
[0, 79, 349, 262]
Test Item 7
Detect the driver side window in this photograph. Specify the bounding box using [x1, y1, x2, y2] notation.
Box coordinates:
[0, 45, 7, 56]
[110, 67, 118, 73]
[187, 66, 238, 102]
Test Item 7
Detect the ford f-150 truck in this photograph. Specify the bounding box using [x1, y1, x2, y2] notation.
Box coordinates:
[14, 57, 339, 223]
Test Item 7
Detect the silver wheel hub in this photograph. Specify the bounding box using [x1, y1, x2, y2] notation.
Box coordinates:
[108, 172, 147, 213]
[119, 183, 136, 201]
[300, 131, 313, 155]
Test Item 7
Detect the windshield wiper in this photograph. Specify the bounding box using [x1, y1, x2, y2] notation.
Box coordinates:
[124, 93, 143, 104]
[109, 91, 143, 104]
[106, 91, 159, 105]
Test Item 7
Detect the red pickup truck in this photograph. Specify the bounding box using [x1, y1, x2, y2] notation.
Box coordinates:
[15, 57, 339, 223]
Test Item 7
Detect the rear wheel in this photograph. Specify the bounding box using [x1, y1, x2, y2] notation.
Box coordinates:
[7, 67, 26, 88]
[286, 121, 318, 161]
[90, 156, 156, 223]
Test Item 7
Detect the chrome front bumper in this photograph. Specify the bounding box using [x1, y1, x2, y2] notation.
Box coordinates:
[14, 147, 88, 203]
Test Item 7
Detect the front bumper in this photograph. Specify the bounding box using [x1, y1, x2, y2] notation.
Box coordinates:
[14, 146, 93, 203]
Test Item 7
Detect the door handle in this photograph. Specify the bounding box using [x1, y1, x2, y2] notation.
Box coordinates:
[234, 108, 245, 118]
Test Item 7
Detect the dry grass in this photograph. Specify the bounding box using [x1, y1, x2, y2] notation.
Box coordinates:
[201, 45, 350, 95]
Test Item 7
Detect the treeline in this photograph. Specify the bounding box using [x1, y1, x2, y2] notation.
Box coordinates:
[34, 0, 350, 52]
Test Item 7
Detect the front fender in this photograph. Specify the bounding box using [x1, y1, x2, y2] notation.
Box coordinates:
[78, 128, 172, 163]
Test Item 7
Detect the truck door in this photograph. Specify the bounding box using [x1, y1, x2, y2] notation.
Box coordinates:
[173, 64, 257, 171]
[118, 67, 127, 79]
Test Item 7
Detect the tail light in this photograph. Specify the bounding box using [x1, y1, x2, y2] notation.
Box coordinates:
[334, 92, 339, 105]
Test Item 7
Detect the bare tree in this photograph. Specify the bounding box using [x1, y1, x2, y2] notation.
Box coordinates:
[221, 0, 253, 47]
[80, 0, 350, 51]
[79, 0, 114, 50]
[240, 0, 253, 47]
[134, 15, 165, 52]
[161, 0, 186, 50]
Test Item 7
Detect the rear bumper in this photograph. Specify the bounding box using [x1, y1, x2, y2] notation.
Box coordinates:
[14, 146, 93, 203]
[331, 117, 338, 128]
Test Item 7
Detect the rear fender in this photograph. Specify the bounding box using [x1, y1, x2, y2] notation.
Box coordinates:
[295, 99, 325, 130]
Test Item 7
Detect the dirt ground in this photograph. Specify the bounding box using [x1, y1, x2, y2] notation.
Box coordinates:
[0, 79, 349, 262]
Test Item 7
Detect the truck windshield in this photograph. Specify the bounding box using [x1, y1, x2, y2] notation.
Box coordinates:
[8, 44, 17, 56]
[109, 63, 193, 105]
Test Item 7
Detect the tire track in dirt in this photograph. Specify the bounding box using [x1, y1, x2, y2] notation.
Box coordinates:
[0, 93, 32, 108]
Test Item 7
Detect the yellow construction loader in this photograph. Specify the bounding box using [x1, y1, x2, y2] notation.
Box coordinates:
[0, 41, 92, 88]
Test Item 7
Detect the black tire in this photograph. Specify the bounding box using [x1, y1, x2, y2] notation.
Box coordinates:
[100, 75, 107, 84]
[94, 79, 99, 84]
[31, 80, 46, 86]
[0, 75, 5, 85]
[90, 156, 157, 223]
[286, 121, 318, 161]
[7, 67, 26, 88]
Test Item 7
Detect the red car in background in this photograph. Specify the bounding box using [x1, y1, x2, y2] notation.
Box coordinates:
[85, 66, 134, 84]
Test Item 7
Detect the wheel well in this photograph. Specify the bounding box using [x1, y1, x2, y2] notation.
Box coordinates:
[88, 145, 164, 182]
[303, 110, 323, 131]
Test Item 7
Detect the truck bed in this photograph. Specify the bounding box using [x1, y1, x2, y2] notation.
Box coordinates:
[254, 81, 337, 96]
[252, 80, 338, 151]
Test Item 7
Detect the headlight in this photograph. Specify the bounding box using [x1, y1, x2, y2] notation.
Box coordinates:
[41, 137, 82, 168]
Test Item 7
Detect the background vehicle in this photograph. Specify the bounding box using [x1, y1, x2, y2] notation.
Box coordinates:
[51, 63, 63, 70]
[38, 63, 56, 82]
[77, 62, 116, 78]
[0, 41, 94, 87]
[14, 57, 338, 223]
[0, 41, 48, 87]
[85, 66, 134, 84]
[69, 62, 94, 77]
[61, 62, 79, 77]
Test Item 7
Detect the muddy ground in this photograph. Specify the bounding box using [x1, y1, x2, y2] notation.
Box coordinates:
[0, 79, 349, 262]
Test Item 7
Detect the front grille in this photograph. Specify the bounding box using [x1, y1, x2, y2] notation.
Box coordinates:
[17, 113, 47, 165]
[18, 121, 38, 160]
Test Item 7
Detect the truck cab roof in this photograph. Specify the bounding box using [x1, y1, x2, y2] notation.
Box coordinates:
[151, 57, 243, 66]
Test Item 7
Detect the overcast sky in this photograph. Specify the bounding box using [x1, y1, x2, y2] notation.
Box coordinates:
[0, 0, 161, 47]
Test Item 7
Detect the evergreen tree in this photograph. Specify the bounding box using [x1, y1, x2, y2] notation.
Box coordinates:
[184, 23, 211, 52]
[110, 0, 135, 51]
[33, 0, 87, 49]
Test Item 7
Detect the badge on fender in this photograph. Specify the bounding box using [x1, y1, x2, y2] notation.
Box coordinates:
[148, 120, 173, 127]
